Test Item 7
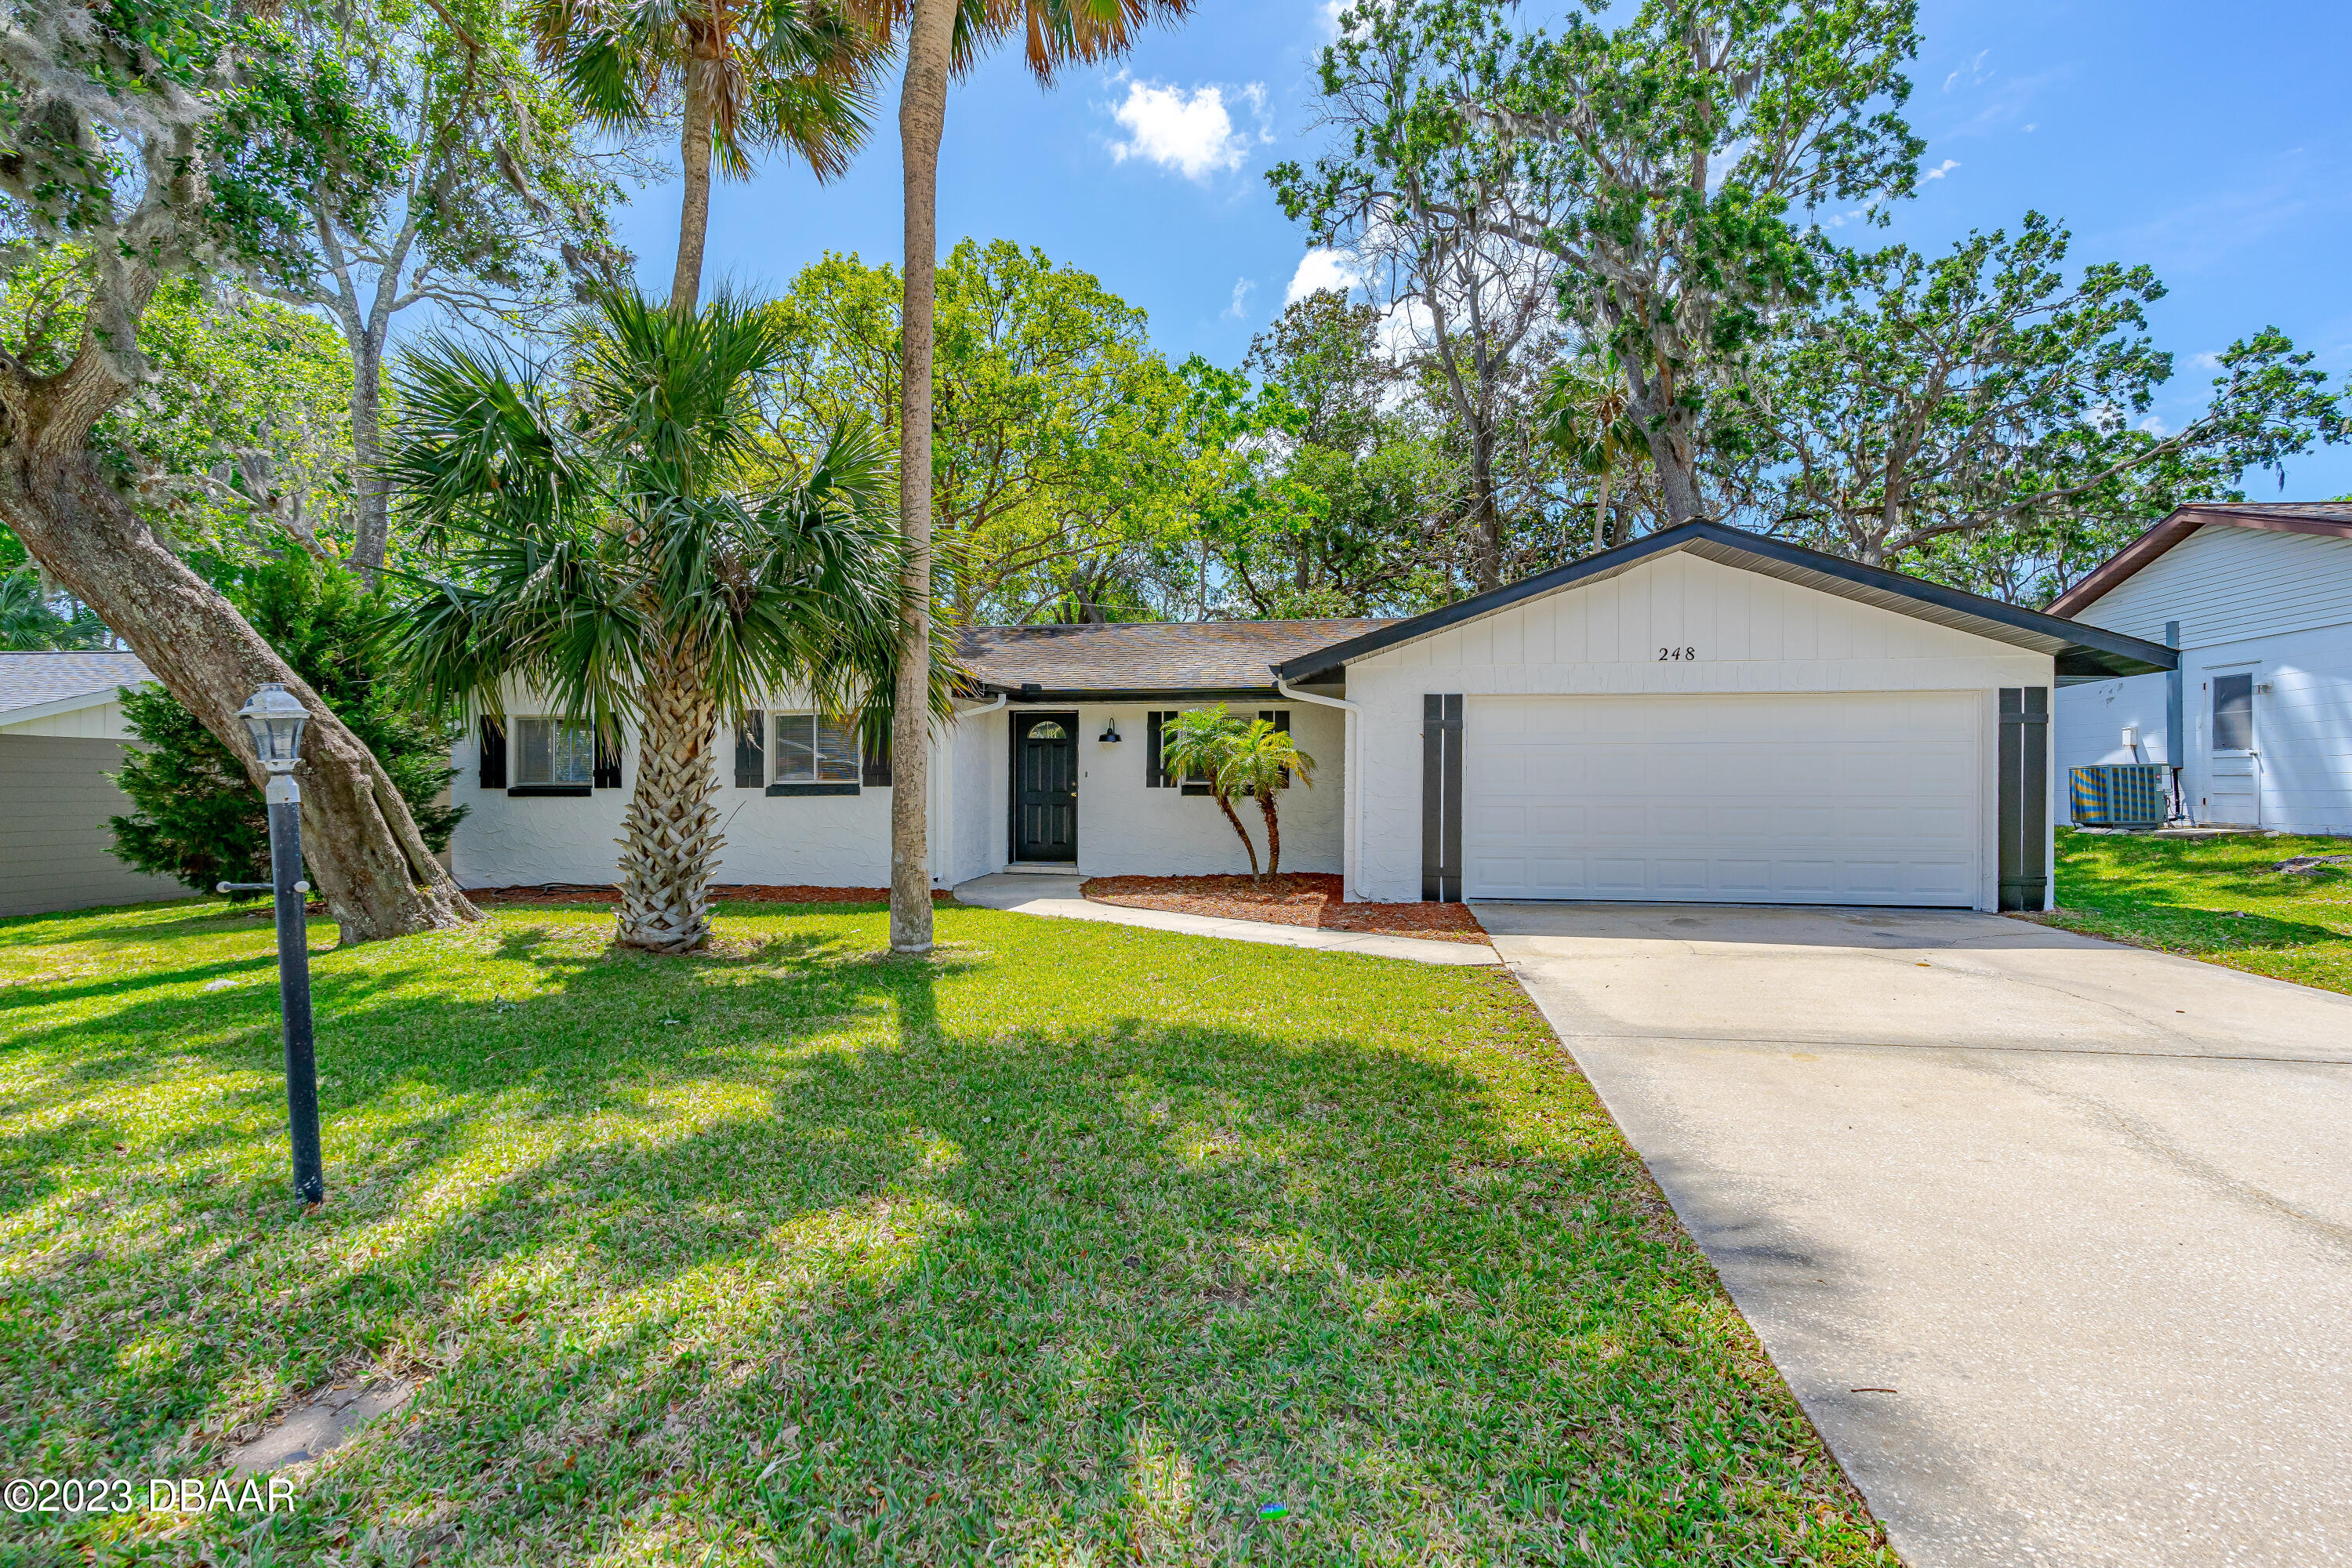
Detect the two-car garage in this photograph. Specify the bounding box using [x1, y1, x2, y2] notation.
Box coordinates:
[1276, 523, 2180, 913]
[1462, 691, 1982, 907]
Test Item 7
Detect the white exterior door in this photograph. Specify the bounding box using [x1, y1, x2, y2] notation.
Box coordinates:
[2201, 667, 2261, 827]
[1464, 692, 1981, 907]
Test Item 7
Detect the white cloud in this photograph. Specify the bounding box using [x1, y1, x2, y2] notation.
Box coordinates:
[2138, 414, 2170, 436]
[1106, 78, 1267, 182]
[1922, 158, 1961, 181]
[1943, 49, 1990, 92]
[2190, 350, 2224, 369]
[1285, 248, 1360, 305]
[1319, 0, 1345, 36]
[1223, 278, 1256, 320]
[2023, 123, 2038, 132]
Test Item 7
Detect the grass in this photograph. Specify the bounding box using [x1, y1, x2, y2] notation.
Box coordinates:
[2045, 828, 2352, 995]
[1, 898, 1889, 1566]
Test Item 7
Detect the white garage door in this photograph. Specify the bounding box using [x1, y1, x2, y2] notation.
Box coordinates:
[1465, 692, 1980, 906]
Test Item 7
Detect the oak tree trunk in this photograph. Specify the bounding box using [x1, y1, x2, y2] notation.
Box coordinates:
[615, 631, 721, 953]
[348, 339, 390, 584]
[887, 0, 958, 956]
[0, 443, 478, 944]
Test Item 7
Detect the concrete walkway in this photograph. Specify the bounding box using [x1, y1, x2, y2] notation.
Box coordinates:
[1483, 902, 2352, 1568]
[950, 873, 1498, 966]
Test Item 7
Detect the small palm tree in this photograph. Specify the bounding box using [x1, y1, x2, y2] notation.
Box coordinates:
[1225, 718, 1315, 877]
[531, 0, 887, 313]
[387, 286, 934, 953]
[1160, 705, 1258, 879]
[1541, 348, 1650, 554]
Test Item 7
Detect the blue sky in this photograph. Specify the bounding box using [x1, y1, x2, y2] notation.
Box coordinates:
[613, 0, 2352, 500]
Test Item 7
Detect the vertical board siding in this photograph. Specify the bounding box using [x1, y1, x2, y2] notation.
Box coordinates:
[1344, 552, 2053, 906]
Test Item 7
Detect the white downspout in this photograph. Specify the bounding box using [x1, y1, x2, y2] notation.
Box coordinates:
[1276, 676, 1365, 902]
[939, 691, 1007, 886]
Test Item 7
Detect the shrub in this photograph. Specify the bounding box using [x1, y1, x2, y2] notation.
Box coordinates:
[107, 554, 463, 896]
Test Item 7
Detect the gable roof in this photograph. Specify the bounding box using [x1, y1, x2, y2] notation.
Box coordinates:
[2047, 502, 2352, 618]
[956, 617, 1393, 699]
[0, 650, 153, 724]
[1274, 521, 2177, 684]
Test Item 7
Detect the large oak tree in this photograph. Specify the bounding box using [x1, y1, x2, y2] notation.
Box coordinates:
[0, 0, 476, 941]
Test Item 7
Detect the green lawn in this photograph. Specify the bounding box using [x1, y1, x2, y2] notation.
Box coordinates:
[1, 899, 1889, 1566]
[2047, 829, 2352, 995]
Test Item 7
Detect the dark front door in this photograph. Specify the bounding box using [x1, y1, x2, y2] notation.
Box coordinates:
[1012, 713, 1079, 862]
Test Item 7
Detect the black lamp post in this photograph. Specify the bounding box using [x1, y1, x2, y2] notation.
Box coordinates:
[219, 683, 323, 1204]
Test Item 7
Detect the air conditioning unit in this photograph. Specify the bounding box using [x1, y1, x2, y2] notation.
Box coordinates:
[2069, 764, 2170, 827]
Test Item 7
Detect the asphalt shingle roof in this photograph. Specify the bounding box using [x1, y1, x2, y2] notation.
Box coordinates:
[956, 618, 1393, 695]
[0, 651, 154, 718]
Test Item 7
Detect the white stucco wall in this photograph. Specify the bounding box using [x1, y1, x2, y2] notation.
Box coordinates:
[448, 690, 1346, 889]
[982, 702, 1345, 879]
[1338, 550, 2056, 908]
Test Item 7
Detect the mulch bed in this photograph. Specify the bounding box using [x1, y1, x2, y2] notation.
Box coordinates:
[1080, 873, 1489, 945]
[463, 884, 951, 906]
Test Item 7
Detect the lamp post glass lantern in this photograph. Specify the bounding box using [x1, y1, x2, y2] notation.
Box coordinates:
[227, 682, 324, 1203]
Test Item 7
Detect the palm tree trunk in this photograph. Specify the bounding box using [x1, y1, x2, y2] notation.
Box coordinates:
[887, 0, 957, 956]
[616, 631, 722, 953]
[1258, 793, 1282, 877]
[1215, 790, 1260, 879]
[671, 55, 720, 314]
[1592, 466, 1611, 554]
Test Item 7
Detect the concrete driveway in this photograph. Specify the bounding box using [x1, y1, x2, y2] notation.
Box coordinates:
[1483, 903, 2352, 1568]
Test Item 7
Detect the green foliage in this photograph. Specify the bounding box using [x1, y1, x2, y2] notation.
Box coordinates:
[766, 240, 1200, 623]
[1757, 212, 2346, 601]
[107, 554, 463, 895]
[531, 0, 883, 182]
[387, 285, 934, 734]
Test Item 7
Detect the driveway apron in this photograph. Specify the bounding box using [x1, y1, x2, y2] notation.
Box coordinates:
[1483, 902, 2352, 1568]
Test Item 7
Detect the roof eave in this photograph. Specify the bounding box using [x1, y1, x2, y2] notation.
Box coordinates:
[0, 685, 141, 728]
[1276, 521, 2176, 682]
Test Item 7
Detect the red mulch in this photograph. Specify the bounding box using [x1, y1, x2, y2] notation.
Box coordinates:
[1080, 873, 1489, 945]
[463, 884, 950, 906]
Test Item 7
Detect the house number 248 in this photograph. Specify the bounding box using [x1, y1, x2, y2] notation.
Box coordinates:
[1657, 645, 1697, 661]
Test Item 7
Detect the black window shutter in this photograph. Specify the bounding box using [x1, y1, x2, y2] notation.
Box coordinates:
[862, 726, 892, 787]
[1145, 710, 1165, 788]
[734, 711, 765, 788]
[478, 716, 506, 789]
[1260, 709, 1292, 785]
[1421, 695, 1463, 902]
[593, 727, 622, 789]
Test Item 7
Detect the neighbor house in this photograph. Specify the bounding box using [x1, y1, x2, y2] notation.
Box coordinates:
[0, 651, 181, 918]
[448, 521, 2173, 912]
[2049, 501, 2352, 833]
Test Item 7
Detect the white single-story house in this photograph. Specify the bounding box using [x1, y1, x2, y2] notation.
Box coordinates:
[459, 526, 2164, 912]
[2049, 502, 2352, 833]
[450, 521, 2173, 912]
[0, 651, 182, 918]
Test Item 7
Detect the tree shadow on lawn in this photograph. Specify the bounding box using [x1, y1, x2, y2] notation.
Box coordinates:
[6, 917, 1892, 1566]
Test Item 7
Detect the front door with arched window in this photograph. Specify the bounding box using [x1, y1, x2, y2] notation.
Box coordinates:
[1011, 712, 1079, 862]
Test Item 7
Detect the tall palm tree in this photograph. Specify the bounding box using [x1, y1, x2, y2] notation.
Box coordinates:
[531, 0, 889, 313]
[387, 287, 935, 953]
[846, 0, 1198, 954]
[1541, 348, 1650, 554]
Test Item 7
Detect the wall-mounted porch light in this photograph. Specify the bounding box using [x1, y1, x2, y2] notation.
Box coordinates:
[1099, 718, 1122, 742]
